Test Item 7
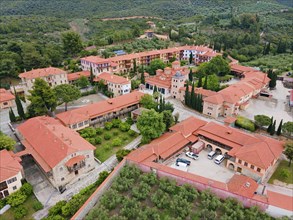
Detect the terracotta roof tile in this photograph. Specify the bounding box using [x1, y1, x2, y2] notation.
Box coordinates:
[203, 94, 224, 104]
[170, 116, 207, 137]
[95, 72, 130, 85]
[67, 71, 90, 81]
[17, 116, 95, 172]
[65, 155, 86, 167]
[80, 56, 110, 65]
[0, 150, 22, 182]
[19, 67, 66, 79]
[267, 190, 293, 211]
[227, 174, 258, 198]
[0, 89, 15, 102]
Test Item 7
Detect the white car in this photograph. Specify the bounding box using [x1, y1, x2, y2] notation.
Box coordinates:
[185, 151, 199, 160]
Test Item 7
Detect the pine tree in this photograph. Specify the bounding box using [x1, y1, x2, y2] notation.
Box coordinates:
[276, 119, 283, 136]
[9, 108, 16, 122]
[270, 120, 276, 136]
[141, 72, 145, 84]
[90, 66, 94, 84]
[203, 75, 208, 89]
[190, 83, 195, 108]
[198, 75, 203, 88]
[189, 69, 193, 82]
[184, 83, 190, 106]
[15, 91, 25, 120]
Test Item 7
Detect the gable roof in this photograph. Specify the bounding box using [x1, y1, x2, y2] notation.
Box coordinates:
[0, 89, 15, 102]
[67, 71, 90, 81]
[19, 67, 66, 79]
[56, 91, 144, 125]
[17, 116, 95, 172]
[80, 56, 110, 65]
[0, 150, 22, 182]
[227, 174, 258, 198]
[95, 72, 130, 85]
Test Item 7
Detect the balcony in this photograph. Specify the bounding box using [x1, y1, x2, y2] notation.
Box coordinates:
[67, 161, 86, 173]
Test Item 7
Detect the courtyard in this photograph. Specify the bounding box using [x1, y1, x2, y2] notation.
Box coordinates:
[165, 149, 235, 183]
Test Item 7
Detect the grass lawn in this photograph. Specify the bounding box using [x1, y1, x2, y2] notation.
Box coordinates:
[269, 160, 293, 184]
[94, 128, 138, 162]
[1, 194, 39, 220]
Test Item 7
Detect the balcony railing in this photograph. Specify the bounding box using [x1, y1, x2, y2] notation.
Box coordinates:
[67, 161, 86, 173]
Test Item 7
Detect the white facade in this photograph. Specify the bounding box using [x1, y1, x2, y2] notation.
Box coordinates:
[80, 60, 111, 76]
[0, 172, 23, 199]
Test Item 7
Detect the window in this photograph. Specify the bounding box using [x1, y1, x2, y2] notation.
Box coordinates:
[3, 102, 8, 106]
[207, 107, 213, 110]
[61, 177, 64, 181]
[72, 124, 77, 129]
[7, 177, 17, 184]
[257, 168, 261, 172]
[78, 122, 83, 127]
[238, 159, 242, 164]
[251, 165, 254, 169]
[13, 186, 17, 190]
[244, 162, 248, 167]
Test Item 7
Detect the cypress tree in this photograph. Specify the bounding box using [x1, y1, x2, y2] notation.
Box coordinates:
[267, 117, 273, 133]
[9, 108, 16, 122]
[189, 69, 193, 82]
[190, 83, 195, 108]
[90, 66, 94, 83]
[276, 119, 283, 136]
[189, 53, 193, 64]
[198, 94, 203, 112]
[269, 73, 277, 89]
[153, 85, 158, 93]
[15, 91, 25, 120]
[162, 97, 166, 112]
[198, 75, 203, 88]
[141, 72, 145, 84]
[195, 94, 199, 111]
[184, 83, 190, 106]
[203, 75, 208, 89]
[159, 95, 163, 112]
[270, 120, 276, 135]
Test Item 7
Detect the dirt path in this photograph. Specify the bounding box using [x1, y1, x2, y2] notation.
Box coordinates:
[100, 16, 162, 21]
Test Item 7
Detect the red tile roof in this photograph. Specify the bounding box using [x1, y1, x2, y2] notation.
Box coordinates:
[67, 71, 90, 81]
[227, 174, 258, 198]
[65, 155, 86, 167]
[17, 116, 95, 172]
[19, 67, 66, 79]
[169, 116, 207, 137]
[56, 91, 144, 126]
[267, 190, 293, 211]
[80, 56, 110, 65]
[95, 72, 130, 85]
[0, 89, 15, 102]
[179, 86, 217, 98]
[203, 94, 224, 104]
[230, 64, 257, 73]
[0, 150, 22, 182]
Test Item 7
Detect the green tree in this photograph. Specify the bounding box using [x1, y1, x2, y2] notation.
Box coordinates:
[276, 119, 283, 136]
[0, 132, 16, 150]
[188, 69, 193, 82]
[9, 108, 16, 122]
[197, 74, 203, 88]
[207, 74, 220, 91]
[162, 110, 174, 131]
[267, 116, 273, 133]
[153, 85, 158, 93]
[141, 72, 145, 85]
[90, 66, 94, 84]
[116, 149, 131, 162]
[203, 75, 208, 89]
[27, 78, 57, 117]
[137, 109, 165, 144]
[284, 141, 293, 167]
[140, 94, 157, 110]
[269, 72, 277, 89]
[54, 84, 81, 111]
[254, 115, 271, 127]
[147, 59, 166, 75]
[282, 122, 293, 135]
[190, 83, 195, 109]
[15, 92, 25, 120]
[209, 56, 230, 76]
[75, 76, 90, 88]
[184, 83, 190, 106]
[0, 59, 18, 79]
[189, 53, 193, 64]
[270, 120, 276, 135]
[62, 31, 83, 57]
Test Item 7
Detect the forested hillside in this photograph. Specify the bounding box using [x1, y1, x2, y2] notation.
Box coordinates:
[0, 0, 292, 87]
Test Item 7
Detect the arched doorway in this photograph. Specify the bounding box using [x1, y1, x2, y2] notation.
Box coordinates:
[215, 148, 222, 155]
[206, 144, 212, 152]
[228, 163, 235, 170]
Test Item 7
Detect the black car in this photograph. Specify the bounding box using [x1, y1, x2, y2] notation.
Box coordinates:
[176, 158, 191, 166]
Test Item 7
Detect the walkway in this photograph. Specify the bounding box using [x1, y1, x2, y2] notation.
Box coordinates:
[32, 135, 141, 220]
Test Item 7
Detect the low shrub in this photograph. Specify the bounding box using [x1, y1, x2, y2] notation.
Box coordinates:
[116, 149, 131, 162]
[112, 119, 122, 128]
[104, 133, 112, 140]
[121, 135, 128, 141]
[128, 130, 136, 137]
[111, 138, 122, 147]
[104, 122, 113, 130]
[280, 169, 290, 179]
[48, 200, 67, 216]
[119, 122, 131, 132]
[126, 117, 134, 125]
[0, 198, 6, 209]
[235, 116, 256, 132]
[13, 205, 28, 219]
[33, 201, 44, 211]
[86, 138, 96, 145]
[95, 127, 103, 135]
[95, 137, 102, 145]
[20, 183, 33, 196]
[6, 190, 27, 207]
[104, 143, 111, 151]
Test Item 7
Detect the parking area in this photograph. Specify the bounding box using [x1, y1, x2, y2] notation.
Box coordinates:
[165, 149, 235, 183]
[239, 81, 293, 125]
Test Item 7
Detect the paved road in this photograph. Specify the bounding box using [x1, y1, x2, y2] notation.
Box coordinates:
[33, 135, 141, 220]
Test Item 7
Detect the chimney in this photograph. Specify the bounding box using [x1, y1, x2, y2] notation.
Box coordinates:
[227, 130, 232, 134]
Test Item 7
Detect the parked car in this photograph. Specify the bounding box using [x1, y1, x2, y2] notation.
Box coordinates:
[214, 155, 225, 165]
[176, 162, 189, 167]
[176, 158, 191, 166]
[207, 151, 216, 160]
[185, 151, 199, 160]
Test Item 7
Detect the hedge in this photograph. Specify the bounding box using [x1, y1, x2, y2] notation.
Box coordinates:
[235, 116, 256, 132]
